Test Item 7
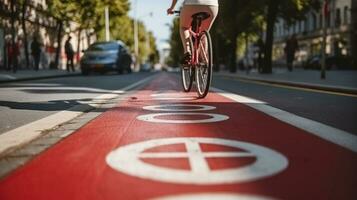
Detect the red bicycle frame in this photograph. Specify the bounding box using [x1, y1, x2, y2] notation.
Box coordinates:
[188, 27, 203, 67]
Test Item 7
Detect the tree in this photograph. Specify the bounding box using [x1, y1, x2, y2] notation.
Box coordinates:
[48, 0, 159, 69]
[261, 0, 313, 73]
[147, 32, 160, 64]
[20, 0, 30, 69]
[165, 0, 265, 71]
[47, 0, 75, 69]
[166, 0, 314, 73]
[9, 0, 18, 72]
[167, 18, 182, 67]
[48, 0, 131, 68]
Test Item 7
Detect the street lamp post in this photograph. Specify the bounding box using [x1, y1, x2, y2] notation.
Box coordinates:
[133, 0, 153, 71]
[134, 0, 139, 71]
[105, 6, 110, 42]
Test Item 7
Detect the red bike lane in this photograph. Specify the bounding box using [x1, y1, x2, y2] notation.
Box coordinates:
[0, 73, 356, 200]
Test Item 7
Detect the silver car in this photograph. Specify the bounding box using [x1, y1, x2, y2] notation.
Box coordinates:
[80, 41, 132, 75]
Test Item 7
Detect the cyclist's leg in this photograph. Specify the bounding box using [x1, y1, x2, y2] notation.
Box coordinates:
[180, 5, 195, 55]
[180, 5, 218, 65]
[194, 6, 218, 64]
[199, 5, 219, 32]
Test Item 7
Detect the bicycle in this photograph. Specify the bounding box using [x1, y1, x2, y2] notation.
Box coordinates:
[174, 11, 213, 99]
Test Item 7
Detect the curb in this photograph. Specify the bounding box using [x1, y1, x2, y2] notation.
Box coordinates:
[218, 73, 357, 96]
[0, 73, 81, 84]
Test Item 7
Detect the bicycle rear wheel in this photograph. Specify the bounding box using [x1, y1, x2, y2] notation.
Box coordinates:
[195, 31, 212, 98]
[181, 38, 194, 92]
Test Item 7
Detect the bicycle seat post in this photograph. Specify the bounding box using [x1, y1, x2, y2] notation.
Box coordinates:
[191, 12, 210, 33]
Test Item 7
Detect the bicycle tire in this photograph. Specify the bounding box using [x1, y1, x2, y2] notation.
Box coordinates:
[181, 37, 194, 92]
[195, 31, 212, 98]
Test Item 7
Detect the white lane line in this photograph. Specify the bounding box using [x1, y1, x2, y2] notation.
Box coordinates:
[212, 87, 357, 153]
[2, 86, 125, 94]
[0, 75, 156, 157]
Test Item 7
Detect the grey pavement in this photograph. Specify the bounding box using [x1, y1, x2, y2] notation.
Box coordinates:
[1, 67, 357, 95]
[217, 68, 357, 95]
[0, 69, 79, 83]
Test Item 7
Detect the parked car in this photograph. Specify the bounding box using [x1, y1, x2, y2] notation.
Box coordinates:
[80, 41, 132, 75]
[303, 54, 355, 70]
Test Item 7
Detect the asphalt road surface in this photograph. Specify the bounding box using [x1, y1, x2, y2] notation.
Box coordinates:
[0, 72, 155, 134]
[0, 72, 356, 200]
[212, 74, 357, 135]
[1, 71, 355, 135]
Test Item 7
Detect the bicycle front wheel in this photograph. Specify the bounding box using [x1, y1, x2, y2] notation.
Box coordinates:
[195, 31, 213, 98]
[181, 38, 194, 92]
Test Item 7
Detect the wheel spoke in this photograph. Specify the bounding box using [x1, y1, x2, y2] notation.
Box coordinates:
[199, 43, 209, 64]
[195, 31, 212, 98]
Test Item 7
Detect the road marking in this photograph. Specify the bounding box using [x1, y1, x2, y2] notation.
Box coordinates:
[137, 113, 229, 124]
[0, 86, 125, 94]
[106, 137, 288, 185]
[185, 139, 211, 173]
[151, 193, 279, 200]
[0, 75, 157, 157]
[151, 93, 189, 97]
[151, 93, 197, 100]
[143, 104, 216, 112]
[213, 87, 357, 153]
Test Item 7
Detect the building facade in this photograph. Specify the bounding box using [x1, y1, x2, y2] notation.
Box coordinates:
[0, 0, 95, 70]
[272, 0, 355, 66]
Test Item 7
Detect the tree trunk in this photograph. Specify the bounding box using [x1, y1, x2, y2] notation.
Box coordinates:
[76, 28, 82, 66]
[54, 20, 63, 69]
[21, 0, 30, 69]
[86, 30, 91, 47]
[229, 36, 238, 73]
[262, 0, 278, 74]
[10, 0, 18, 73]
[352, 0, 357, 66]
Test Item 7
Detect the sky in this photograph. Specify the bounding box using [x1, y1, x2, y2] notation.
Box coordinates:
[128, 0, 184, 51]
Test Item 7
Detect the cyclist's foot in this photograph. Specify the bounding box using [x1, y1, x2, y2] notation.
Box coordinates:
[181, 52, 191, 65]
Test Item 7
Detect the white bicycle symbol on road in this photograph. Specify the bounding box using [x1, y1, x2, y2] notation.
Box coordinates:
[106, 137, 288, 185]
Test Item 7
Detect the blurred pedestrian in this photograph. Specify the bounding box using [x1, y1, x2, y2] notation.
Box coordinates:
[65, 36, 75, 72]
[6, 37, 19, 73]
[245, 43, 256, 74]
[284, 34, 299, 72]
[31, 36, 41, 71]
[5, 38, 11, 71]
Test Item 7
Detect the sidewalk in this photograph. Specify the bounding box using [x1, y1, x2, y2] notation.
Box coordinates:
[217, 68, 357, 95]
[0, 69, 80, 83]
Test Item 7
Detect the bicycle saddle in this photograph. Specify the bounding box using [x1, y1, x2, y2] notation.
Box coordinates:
[192, 12, 210, 20]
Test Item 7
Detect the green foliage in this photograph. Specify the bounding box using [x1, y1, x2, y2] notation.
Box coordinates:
[166, 0, 315, 72]
[166, 18, 183, 66]
[48, 0, 159, 64]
